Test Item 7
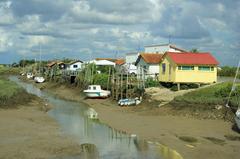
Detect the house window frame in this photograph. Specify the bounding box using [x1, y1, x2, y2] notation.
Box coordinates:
[198, 66, 213, 71]
[178, 66, 194, 70]
[162, 63, 166, 74]
[73, 64, 78, 68]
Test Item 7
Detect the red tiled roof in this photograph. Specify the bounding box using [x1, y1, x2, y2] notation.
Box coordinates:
[137, 53, 163, 64]
[115, 59, 125, 65]
[166, 52, 219, 65]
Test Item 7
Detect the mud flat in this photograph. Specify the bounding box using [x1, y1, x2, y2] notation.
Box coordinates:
[0, 78, 82, 159]
[42, 82, 240, 159]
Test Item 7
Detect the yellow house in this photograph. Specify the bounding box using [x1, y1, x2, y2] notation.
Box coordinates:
[159, 52, 219, 84]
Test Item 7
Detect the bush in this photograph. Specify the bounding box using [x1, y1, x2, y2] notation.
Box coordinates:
[145, 77, 159, 88]
[93, 73, 109, 89]
[218, 66, 239, 78]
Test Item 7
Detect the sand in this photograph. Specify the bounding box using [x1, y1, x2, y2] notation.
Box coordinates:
[43, 83, 240, 159]
[0, 99, 82, 159]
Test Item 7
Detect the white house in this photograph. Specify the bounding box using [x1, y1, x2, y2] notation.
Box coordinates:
[125, 52, 139, 64]
[124, 52, 139, 74]
[144, 44, 187, 54]
[89, 59, 116, 66]
[67, 60, 83, 71]
[135, 53, 163, 79]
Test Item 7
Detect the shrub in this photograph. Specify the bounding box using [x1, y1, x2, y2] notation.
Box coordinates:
[93, 73, 109, 89]
[145, 77, 159, 88]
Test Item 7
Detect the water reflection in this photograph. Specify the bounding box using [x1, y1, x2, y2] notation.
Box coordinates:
[9, 76, 183, 159]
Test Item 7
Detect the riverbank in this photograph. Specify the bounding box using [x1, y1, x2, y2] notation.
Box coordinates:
[41, 81, 240, 159]
[0, 77, 82, 159]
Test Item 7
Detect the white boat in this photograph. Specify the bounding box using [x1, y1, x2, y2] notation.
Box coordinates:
[235, 109, 240, 130]
[26, 73, 33, 79]
[34, 76, 45, 83]
[226, 59, 240, 131]
[118, 97, 142, 106]
[34, 43, 45, 83]
[84, 85, 110, 98]
[85, 108, 98, 119]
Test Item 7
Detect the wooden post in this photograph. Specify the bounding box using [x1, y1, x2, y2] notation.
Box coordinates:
[107, 66, 111, 90]
[120, 71, 123, 99]
[177, 83, 181, 91]
[126, 71, 128, 98]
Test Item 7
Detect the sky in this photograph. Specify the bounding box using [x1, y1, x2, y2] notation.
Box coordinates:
[0, 0, 239, 66]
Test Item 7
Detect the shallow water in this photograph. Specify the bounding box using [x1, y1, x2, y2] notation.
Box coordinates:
[10, 76, 183, 159]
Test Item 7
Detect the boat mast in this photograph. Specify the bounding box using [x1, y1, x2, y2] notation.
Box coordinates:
[226, 59, 240, 108]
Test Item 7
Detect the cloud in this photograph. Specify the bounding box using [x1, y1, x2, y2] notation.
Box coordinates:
[0, 0, 239, 66]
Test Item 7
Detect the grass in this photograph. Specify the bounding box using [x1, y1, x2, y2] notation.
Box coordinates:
[168, 82, 240, 120]
[0, 66, 20, 75]
[0, 77, 35, 108]
[170, 82, 239, 110]
[224, 134, 240, 141]
[203, 137, 226, 145]
[178, 136, 198, 143]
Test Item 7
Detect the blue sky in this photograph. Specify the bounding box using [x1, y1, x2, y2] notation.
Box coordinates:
[0, 0, 239, 66]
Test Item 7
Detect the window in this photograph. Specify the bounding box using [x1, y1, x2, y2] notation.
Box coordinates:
[198, 66, 212, 71]
[73, 65, 78, 68]
[93, 86, 96, 90]
[162, 63, 166, 74]
[178, 66, 194, 70]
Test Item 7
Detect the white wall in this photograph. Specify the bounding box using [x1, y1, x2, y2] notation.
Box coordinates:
[125, 53, 139, 64]
[67, 62, 82, 71]
[144, 45, 181, 53]
[136, 58, 160, 79]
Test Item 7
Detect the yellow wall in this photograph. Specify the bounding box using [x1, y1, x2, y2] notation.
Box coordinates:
[159, 55, 217, 83]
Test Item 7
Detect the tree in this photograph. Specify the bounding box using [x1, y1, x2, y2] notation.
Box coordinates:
[190, 48, 199, 53]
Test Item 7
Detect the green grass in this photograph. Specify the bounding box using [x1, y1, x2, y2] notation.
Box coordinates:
[171, 82, 239, 110]
[168, 82, 240, 120]
[0, 67, 20, 75]
[0, 78, 35, 108]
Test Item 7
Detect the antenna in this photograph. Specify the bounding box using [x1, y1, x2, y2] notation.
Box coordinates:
[168, 35, 171, 44]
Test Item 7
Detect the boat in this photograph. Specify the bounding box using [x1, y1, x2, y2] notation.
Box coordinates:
[226, 59, 240, 131]
[35, 43, 45, 83]
[235, 109, 240, 130]
[85, 108, 98, 119]
[118, 97, 142, 106]
[83, 85, 111, 98]
[26, 72, 33, 79]
[34, 76, 45, 83]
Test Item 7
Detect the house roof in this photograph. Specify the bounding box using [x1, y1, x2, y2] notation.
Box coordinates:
[95, 58, 117, 62]
[165, 52, 219, 65]
[136, 53, 163, 65]
[69, 60, 83, 65]
[115, 59, 125, 65]
[47, 61, 57, 67]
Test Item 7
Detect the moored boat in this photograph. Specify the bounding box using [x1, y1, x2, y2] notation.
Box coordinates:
[34, 76, 45, 83]
[26, 72, 33, 79]
[84, 85, 110, 98]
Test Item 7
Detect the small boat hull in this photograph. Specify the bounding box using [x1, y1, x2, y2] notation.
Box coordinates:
[235, 110, 240, 130]
[27, 73, 33, 79]
[34, 76, 45, 83]
[84, 91, 110, 98]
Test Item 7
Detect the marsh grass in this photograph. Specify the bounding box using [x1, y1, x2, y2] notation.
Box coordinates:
[178, 136, 198, 143]
[169, 82, 239, 120]
[0, 78, 35, 108]
[224, 135, 240, 141]
[204, 137, 226, 145]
